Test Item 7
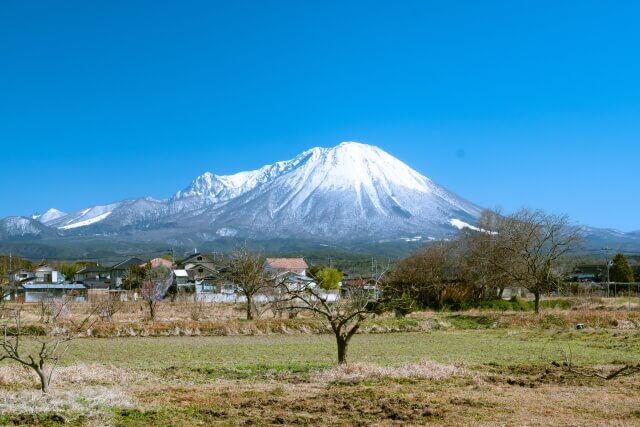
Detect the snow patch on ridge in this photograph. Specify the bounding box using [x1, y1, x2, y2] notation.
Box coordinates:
[450, 218, 479, 231]
[33, 208, 68, 225]
[1, 217, 42, 236]
[59, 212, 112, 229]
[450, 218, 496, 235]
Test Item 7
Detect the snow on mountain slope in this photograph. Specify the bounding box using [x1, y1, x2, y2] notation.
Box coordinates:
[32, 208, 68, 225]
[46, 198, 170, 232]
[170, 148, 320, 210]
[0, 216, 55, 239]
[3, 141, 639, 250]
[189, 142, 482, 239]
[59, 211, 112, 229]
[1, 141, 484, 242]
[47, 202, 123, 230]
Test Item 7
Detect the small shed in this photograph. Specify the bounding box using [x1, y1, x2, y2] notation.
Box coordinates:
[17, 283, 87, 303]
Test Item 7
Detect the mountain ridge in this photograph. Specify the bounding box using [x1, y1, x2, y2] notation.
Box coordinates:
[1, 141, 638, 253]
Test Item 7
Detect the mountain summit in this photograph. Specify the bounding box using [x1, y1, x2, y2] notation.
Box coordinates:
[3, 142, 483, 244]
[182, 142, 482, 240]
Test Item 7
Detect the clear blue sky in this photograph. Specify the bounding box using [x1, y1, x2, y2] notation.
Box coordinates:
[1, 1, 639, 231]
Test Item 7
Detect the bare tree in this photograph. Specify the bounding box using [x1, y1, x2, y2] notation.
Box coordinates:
[459, 210, 514, 300]
[489, 209, 583, 313]
[96, 292, 124, 322]
[387, 242, 460, 310]
[38, 294, 74, 324]
[224, 248, 269, 320]
[140, 265, 173, 321]
[0, 307, 100, 393]
[267, 285, 300, 319]
[276, 272, 385, 364]
[188, 297, 207, 321]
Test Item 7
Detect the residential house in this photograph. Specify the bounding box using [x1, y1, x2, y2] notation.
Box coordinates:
[110, 257, 144, 288]
[7, 269, 35, 284]
[180, 252, 217, 271]
[172, 269, 193, 293]
[184, 263, 217, 280]
[341, 277, 380, 299]
[82, 280, 111, 302]
[34, 265, 65, 284]
[74, 266, 110, 283]
[569, 265, 607, 283]
[278, 271, 316, 292]
[264, 258, 308, 277]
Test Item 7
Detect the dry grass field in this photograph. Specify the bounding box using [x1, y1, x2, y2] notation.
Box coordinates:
[0, 299, 639, 425]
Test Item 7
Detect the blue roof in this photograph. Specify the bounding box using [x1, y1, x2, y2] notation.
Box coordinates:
[21, 283, 86, 290]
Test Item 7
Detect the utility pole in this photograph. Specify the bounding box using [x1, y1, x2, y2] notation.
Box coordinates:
[603, 247, 611, 298]
[8, 253, 13, 286]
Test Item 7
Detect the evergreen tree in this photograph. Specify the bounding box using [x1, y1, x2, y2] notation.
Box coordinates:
[609, 253, 634, 283]
[318, 267, 343, 290]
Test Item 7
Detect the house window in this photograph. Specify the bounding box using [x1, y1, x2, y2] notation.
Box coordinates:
[198, 268, 203, 273]
[197, 256, 202, 261]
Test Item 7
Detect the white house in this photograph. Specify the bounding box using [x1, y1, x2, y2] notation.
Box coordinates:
[34, 265, 65, 284]
[264, 258, 308, 277]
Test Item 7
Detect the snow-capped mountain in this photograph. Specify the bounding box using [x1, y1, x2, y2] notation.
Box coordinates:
[0, 216, 58, 240]
[2, 141, 639, 252]
[32, 208, 67, 225]
[171, 148, 315, 210]
[6, 142, 482, 243]
[42, 198, 170, 233]
[185, 142, 481, 240]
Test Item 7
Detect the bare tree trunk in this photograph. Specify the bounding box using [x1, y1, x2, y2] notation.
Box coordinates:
[33, 364, 49, 393]
[148, 301, 156, 321]
[534, 289, 541, 314]
[246, 295, 254, 320]
[436, 288, 444, 310]
[336, 334, 348, 364]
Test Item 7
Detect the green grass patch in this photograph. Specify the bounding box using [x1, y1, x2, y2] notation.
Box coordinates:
[62, 329, 639, 371]
[444, 314, 497, 329]
[454, 297, 574, 312]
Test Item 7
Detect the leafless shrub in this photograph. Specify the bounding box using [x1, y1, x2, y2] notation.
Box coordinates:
[37, 295, 72, 324]
[95, 293, 124, 322]
[0, 306, 101, 393]
[544, 344, 639, 380]
[188, 298, 207, 321]
[140, 266, 173, 321]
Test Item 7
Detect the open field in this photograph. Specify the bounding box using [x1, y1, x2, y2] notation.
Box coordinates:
[63, 329, 640, 369]
[0, 310, 639, 426]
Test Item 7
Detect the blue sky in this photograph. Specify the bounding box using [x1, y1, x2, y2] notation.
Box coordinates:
[1, 1, 639, 230]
